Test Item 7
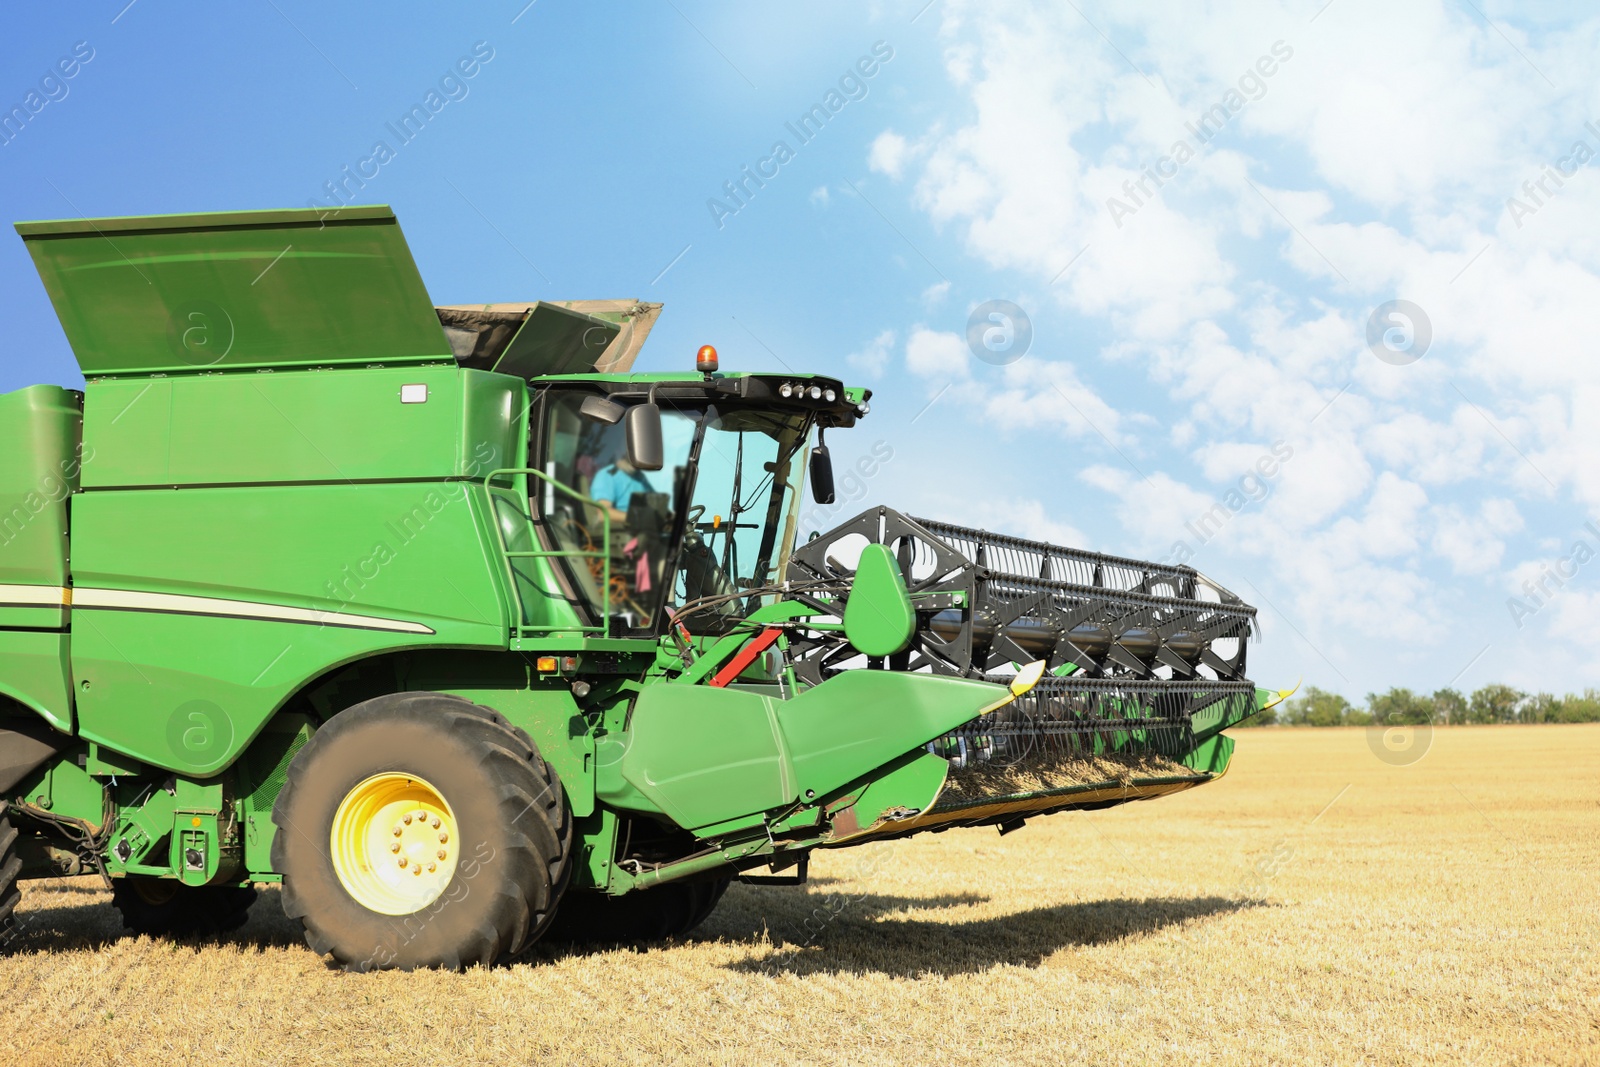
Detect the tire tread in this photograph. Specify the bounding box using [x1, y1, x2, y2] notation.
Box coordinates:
[270, 692, 572, 970]
[0, 803, 21, 936]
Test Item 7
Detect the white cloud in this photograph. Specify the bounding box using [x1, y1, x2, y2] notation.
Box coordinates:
[1432, 499, 1524, 575]
[920, 280, 950, 308]
[976, 358, 1129, 444]
[846, 329, 895, 379]
[904, 326, 969, 381]
[1333, 472, 1429, 560]
[866, 0, 1600, 693]
[867, 130, 910, 180]
[809, 185, 830, 207]
[902, 327, 1132, 445]
[1079, 465, 1215, 555]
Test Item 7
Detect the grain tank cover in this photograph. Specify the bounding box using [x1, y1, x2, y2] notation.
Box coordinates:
[16, 206, 452, 377]
[437, 302, 620, 377]
[435, 299, 662, 376]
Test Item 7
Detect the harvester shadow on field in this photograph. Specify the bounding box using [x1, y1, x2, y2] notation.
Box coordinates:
[6, 881, 307, 957]
[12, 879, 1258, 977]
[531, 883, 1260, 978]
[705, 884, 1259, 978]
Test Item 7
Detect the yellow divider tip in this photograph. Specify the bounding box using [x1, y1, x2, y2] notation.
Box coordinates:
[1010, 660, 1047, 697]
[1262, 678, 1302, 710]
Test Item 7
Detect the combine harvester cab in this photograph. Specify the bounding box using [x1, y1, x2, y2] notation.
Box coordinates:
[0, 206, 1281, 969]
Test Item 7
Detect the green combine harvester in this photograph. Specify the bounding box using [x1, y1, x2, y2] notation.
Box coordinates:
[0, 207, 1280, 970]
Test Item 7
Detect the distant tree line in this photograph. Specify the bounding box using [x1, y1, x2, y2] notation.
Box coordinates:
[1238, 685, 1600, 727]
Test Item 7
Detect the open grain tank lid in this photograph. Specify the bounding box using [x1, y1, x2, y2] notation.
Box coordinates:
[16, 206, 455, 377]
[435, 299, 662, 377]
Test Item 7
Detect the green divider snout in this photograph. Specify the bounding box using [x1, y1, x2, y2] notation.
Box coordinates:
[842, 543, 915, 657]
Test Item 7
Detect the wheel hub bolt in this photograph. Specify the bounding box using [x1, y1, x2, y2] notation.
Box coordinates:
[403, 814, 412, 825]
[390, 842, 401, 854]
[393, 825, 403, 837]
[437, 849, 447, 861]
[438, 831, 448, 843]
[398, 856, 408, 868]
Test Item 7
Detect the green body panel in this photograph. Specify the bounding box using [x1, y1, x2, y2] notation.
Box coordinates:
[1182, 732, 1235, 775]
[0, 384, 81, 628]
[620, 685, 792, 829]
[17, 206, 451, 376]
[68, 481, 511, 773]
[842, 543, 915, 657]
[778, 670, 1002, 797]
[621, 669, 1005, 831]
[70, 483, 511, 628]
[82, 366, 519, 488]
[72, 613, 422, 776]
[0, 384, 78, 727]
[0, 631, 74, 732]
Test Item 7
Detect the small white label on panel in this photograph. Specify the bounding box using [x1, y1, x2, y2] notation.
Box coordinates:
[400, 384, 428, 404]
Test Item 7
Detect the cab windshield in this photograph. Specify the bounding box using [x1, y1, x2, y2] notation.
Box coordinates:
[540, 391, 810, 635]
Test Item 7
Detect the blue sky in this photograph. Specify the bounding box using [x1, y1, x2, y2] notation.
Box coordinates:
[4, 1, 1598, 701]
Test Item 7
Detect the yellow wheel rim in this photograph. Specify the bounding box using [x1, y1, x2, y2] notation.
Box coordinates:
[329, 773, 460, 915]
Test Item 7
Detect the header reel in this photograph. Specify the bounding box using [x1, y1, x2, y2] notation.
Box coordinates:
[783, 508, 1257, 686]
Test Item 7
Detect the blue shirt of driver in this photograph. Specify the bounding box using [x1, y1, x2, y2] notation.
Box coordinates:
[589, 464, 655, 511]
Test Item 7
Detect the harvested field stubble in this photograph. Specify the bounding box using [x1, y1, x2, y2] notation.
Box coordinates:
[1, 725, 1596, 1066]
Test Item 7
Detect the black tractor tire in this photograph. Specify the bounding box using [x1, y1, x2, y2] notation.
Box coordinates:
[111, 878, 258, 937]
[271, 692, 572, 971]
[0, 801, 21, 943]
[547, 876, 731, 944]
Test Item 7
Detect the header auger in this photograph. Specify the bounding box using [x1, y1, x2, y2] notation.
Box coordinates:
[0, 206, 1276, 969]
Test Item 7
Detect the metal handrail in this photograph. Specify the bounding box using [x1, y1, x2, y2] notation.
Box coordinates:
[484, 467, 611, 635]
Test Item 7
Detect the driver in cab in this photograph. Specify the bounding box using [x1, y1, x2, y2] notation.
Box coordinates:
[587, 455, 660, 604]
[588, 456, 654, 526]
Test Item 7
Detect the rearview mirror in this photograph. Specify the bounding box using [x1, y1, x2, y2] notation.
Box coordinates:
[579, 395, 625, 424]
[625, 402, 664, 471]
[809, 442, 836, 505]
